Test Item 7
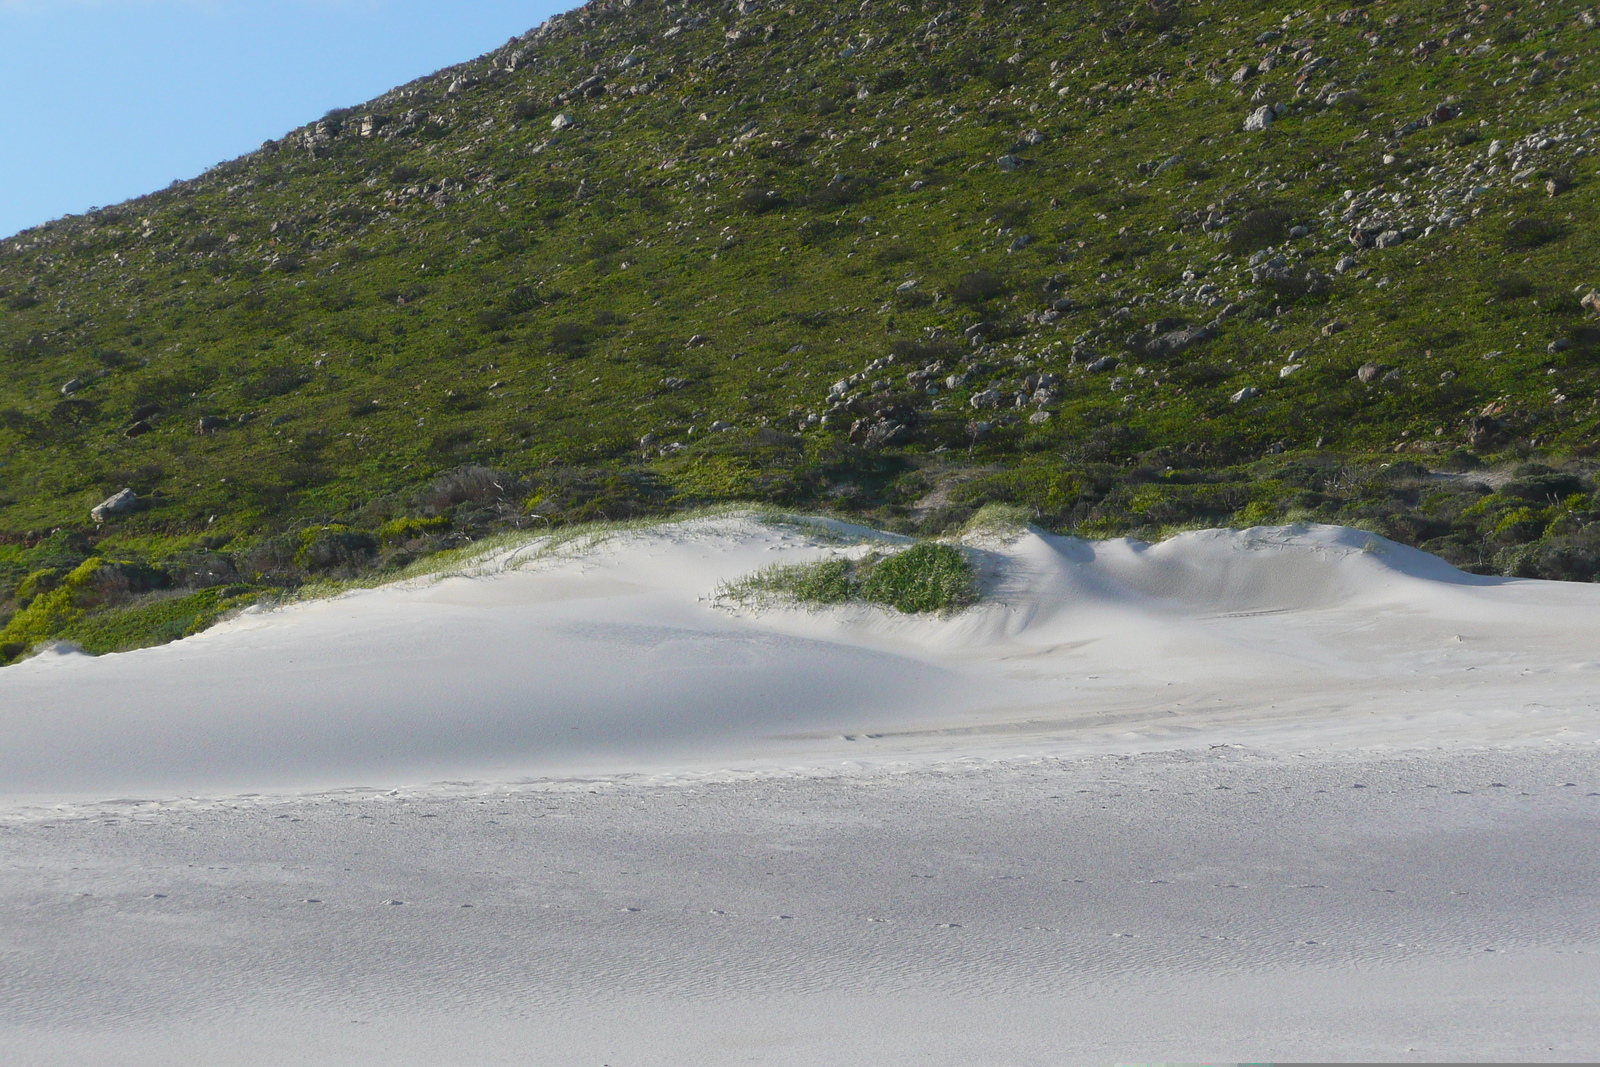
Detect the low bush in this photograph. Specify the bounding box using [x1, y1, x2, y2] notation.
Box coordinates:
[723, 542, 975, 614]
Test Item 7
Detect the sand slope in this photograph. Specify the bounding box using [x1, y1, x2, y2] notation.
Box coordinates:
[3, 517, 1599, 1063]
[2, 515, 1598, 796]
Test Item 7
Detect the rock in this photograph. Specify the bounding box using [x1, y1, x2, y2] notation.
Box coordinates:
[1250, 258, 1292, 284]
[197, 415, 228, 434]
[60, 378, 83, 396]
[1230, 386, 1261, 402]
[1374, 229, 1404, 249]
[1146, 326, 1215, 358]
[1321, 321, 1349, 337]
[1008, 234, 1032, 252]
[1086, 356, 1119, 374]
[964, 321, 996, 340]
[1109, 376, 1129, 392]
[550, 113, 576, 131]
[1280, 364, 1305, 378]
[1582, 291, 1600, 314]
[1242, 105, 1276, 132]
[1019, 129, 1046, 147]
[1357, 362, 1383, 383]
[124, 421, 152, 438]
[1028, 410, 1051, 425]
[969, 389, 1003, 410]
[1288, 225, 1310, 239]
[1548, 339, 1572, 354]
[1547, 177, 1573, 197]
[91, 488, 138, 523]
[1230, 64, 1257, 84]
[1334, 255, 1358, 274]
[640, 433, 661, 449]
[685, 334, 712, 347]
[661, 377, 688, 390]
[894, 279, 919, 293]
[996, 154, 1021, 172]
[709, 420, 735, 432]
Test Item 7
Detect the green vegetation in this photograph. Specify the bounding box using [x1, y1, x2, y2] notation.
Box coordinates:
[725, 541, 976, 615]
[6, 0, 1600, 660]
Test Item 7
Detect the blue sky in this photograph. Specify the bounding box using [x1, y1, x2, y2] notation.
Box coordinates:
[0, 0, 569, 239]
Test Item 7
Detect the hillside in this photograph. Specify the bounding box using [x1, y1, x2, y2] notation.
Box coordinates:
[4, 0, 1600, 660]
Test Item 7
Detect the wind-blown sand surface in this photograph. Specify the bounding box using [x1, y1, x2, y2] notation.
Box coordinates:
[2, 515, 1598, 1063]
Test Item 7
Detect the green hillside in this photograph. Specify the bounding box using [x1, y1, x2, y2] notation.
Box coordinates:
[5, 0, 1600, 660]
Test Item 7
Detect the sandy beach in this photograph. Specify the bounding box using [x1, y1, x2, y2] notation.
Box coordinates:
[2, 515, 1598, 1062]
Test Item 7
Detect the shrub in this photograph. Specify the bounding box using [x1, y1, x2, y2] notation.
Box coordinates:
[723, 543, 975, 614]
[861, 544, 975, 613]
[295, 526, 379, 572]
[1227, 207, 1294, 253]
[952, 270, 1008, 305]
[378, 514, 453, 544]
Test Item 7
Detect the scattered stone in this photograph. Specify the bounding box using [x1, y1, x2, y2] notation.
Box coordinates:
[60, 378, 83, 396]
[1548, 339, 1571, 354]
[894, 279, 919, 293]
[1547, 177, 1573, 197]
[685, 334, 712, 347]
[640, 433, 661, 449]
[1357, 362, 1383, 383]
[1288, 225, 1310, 239]
[1280, 364, 1305, 378]
[1145, 326, 1215, 358]
[1581, 291, 1600, 314]
[91, 488, 138, 523]
[1008, 234, 1032, 252]
[1321, 321, 1349, 337]
[1334, 256, 1358, 274]
[1086, 356, 1119, 374]
[1230, 386, 1261, 402]
[1028, 410, 1051, 424]
[709, 420, 734, 432]
[1231, 64, 1257, 84]
[1242, 105, 1276, 132]
[997, 154, 1021, 172]
[197, 416, 228, 434]
[550, 113, 576, 131]
[969, 388, 1003, 409]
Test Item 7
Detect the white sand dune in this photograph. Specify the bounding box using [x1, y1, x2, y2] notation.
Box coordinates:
[1, 515, 1597, 795]
[3, 515, 1599, 1063]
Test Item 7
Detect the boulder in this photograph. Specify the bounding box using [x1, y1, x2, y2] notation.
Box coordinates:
[1230, 386, 1261, 402]
[197, 416, 228, 434]
[1146, 326, 1215, 358]
[60, 378, 84, 396]
[1242, 105, 1276, 132]
[1086, 356, 1119, 374]
[1357, 362, 1383, 383]
[969, 389, 1003, 409]
[91, 488, 138, 524]
[550, 113, 576, 131]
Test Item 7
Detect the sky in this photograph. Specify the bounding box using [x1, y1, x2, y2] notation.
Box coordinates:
[0, 0, 571, 239]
